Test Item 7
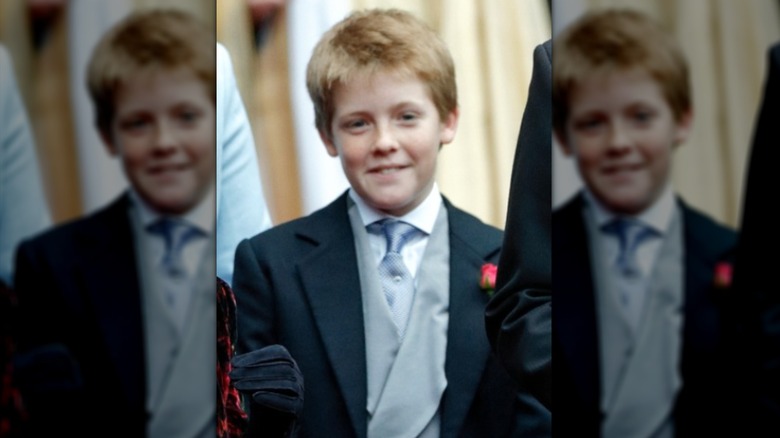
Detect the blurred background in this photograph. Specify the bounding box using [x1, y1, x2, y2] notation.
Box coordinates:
[0, 0, 216, 224]
[0, 0, 551, 232]
[553, 0, 780, 229]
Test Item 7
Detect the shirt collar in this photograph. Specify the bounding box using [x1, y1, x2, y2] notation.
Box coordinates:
[348, 184, 442, 235]
[584, 183, 675, 235]
[128, 185, 215, 235]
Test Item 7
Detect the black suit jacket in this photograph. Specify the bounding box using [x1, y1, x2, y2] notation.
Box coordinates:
[552, 193, 738, 437]
[233, 192, 522, 438]
[14, 194, 147, 436]
[733, 41, 780, 436]
[485, 39, 552, 411]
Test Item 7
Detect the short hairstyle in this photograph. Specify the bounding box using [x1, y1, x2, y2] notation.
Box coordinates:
[552, 8, 691, 139]
[306, 8, 457, 139]
[87, 8, 215, 138]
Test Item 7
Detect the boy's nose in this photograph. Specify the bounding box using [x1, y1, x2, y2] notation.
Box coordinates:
[373, 124, 399, 152]
[152, 122, 178, 152]
[607, 121, 632, 153]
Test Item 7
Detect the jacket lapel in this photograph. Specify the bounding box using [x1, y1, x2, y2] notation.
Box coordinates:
[679, 201, 731, 384]
[679, 200, 738, 364]
[440, 202, 500, 436]
[80, 194, 146, 416]
[298, 194, 368, 438]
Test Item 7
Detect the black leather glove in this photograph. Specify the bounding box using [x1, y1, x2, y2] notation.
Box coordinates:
[230, 344, 304, 437]
[230, 344, 304, 415]
[12, 343, 83, 395]
[12, 343, 84, 435]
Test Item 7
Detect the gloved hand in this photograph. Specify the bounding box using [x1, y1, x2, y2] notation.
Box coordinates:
[230, 344, 304, 416]
[13, 343, 83, 395]
[12, 343, 84, 435]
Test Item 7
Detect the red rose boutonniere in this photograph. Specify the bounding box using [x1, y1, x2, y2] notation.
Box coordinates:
[480, 263, 498, 297]
[713, 262, 733, 289]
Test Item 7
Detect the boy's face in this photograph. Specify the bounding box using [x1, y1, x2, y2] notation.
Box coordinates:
[106, 68, 215, 215]
[322, 71, 458, 217]
[559, 68, 691, 215]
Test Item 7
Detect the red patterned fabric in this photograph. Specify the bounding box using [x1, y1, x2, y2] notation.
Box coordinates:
[217, 278, 247, 437]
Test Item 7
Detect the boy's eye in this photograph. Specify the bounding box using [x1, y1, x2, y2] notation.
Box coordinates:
[177, 109, 201, 124]
[345, 119, 368, 129]
[120, 117, 150, 132]
[631, 109, 655, 124]
[400, 112, 417, 122]
[574, 118, 604, 132]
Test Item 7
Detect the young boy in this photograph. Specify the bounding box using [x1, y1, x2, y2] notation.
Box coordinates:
[552, 8, 738, 437]
[13, 9, 216, 437]
[233, 8, 523, 437]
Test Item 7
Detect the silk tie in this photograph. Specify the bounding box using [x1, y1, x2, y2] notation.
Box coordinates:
[602, 218, 656, 326]
[368, 219, 420, 339]
[603, 218, 655, 277]
[148, 218, 201, 330]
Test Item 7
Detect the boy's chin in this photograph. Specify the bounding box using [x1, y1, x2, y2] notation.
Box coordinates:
[368, 197, 420, 217]
[141, 194, 202, 216]
[598, 194, 655, 216]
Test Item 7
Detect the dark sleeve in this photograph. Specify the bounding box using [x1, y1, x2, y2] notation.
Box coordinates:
[232, 238, 277, 356]
[733, 41, 780, 433]
[232, 239, 302, 437]
[12, 240, 85, 435]
[484, 39, 552, 410]
[13, 240, 61, 351]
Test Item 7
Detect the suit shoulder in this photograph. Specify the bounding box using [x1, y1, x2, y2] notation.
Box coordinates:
[19, 199, 125, 252]
[245, 214, 310, 243]
[444, 201, 503, 259]
[446, 202, 502, 234]
[242, 196, 351, 250]
[681, 202, 737, 255]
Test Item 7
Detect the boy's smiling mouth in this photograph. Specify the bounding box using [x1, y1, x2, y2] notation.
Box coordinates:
[602, 162, 642, 175]
[148, 162, 189, 174]
[370, 164, 408, 174]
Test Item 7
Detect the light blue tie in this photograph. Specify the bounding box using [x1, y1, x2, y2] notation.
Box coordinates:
[148, 218, 201, 329]
[369, 219, 419, 339]
[602, 218, 656, 325]
[603, 218, 655, 277]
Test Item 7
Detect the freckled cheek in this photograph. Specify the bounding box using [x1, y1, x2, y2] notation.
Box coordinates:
[341, 147, 370, 172]
[123, 144, 153, 169]
[649, 153, 671, 180]
[575, 147, 603, 173]
[187, 142, 215, 162]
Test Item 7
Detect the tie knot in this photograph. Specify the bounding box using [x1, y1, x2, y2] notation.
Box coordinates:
[602, 218, 654, 250]
[602, 218, 656, 275]
[369, 219, 419, 254]
[148, 218, 201, 276]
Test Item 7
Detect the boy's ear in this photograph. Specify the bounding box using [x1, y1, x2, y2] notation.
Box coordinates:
[319, 129, 339, 157]
[439, 107, 459, 145]
[674, 109, 694, 146]
[99, 128, 119, 156]
[554, 129, 574, 156]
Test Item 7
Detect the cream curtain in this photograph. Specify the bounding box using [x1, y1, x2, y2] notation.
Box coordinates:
[554, 0, 780, 228]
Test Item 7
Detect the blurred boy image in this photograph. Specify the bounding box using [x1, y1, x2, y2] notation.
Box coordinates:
[233, 8, 525, 437]
[13, 9, 216, 437]
[552, 8, 738, 437]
